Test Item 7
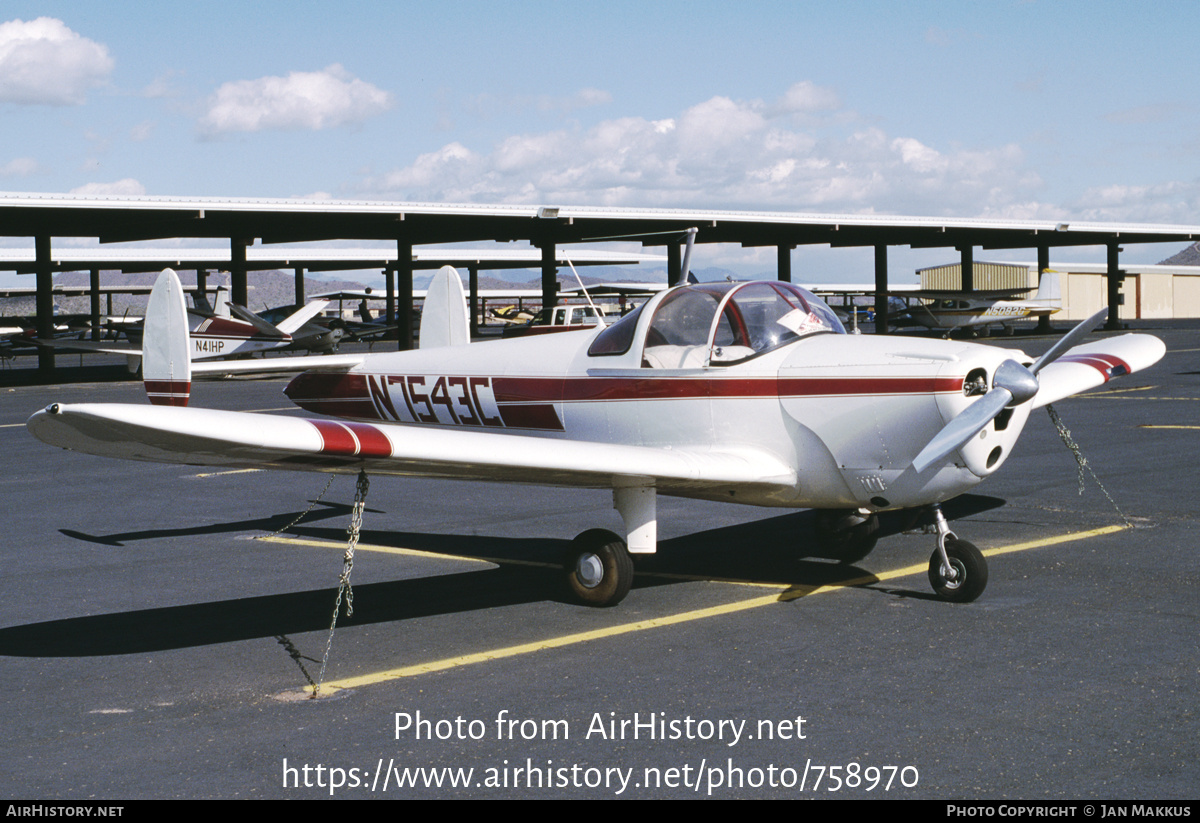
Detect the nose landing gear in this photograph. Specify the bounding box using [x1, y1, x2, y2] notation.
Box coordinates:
[927, 504, 988, 602]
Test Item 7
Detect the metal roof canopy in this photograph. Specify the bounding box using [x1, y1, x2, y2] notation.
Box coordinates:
[0, 246, 663, 275]
[1, 192, 1197, 248]
[4, 191, 1199, 374]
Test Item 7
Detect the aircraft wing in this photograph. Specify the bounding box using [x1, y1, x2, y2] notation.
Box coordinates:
[1032, 334, 1166, 409]
[191, 353, 364, 376]
[557, 282, 667, 297]
[26, 404, 797, 496]
[905, 289, 1031, 299]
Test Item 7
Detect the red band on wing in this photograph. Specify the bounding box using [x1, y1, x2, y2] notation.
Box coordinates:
[310, 419, 393, 457]
[1058, 353, 1131, 382]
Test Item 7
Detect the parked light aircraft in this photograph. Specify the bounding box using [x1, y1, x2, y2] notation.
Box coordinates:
[37, 290, 334, 367]
[906, 269, 1062, 335]
[27, 264, 1163, 606]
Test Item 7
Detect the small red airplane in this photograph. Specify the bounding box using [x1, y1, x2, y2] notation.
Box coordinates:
[28, 263, 1164, 606]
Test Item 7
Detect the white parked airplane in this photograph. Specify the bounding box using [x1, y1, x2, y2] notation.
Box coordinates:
[906, 269, 1063, 335]
[28, 264, 1163, 606]
[36, 281, 333, 367]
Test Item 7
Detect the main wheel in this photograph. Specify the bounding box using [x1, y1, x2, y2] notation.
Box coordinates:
[564, 529, 633, 607]
[815, 511, 880, 564]
[928, 538, 988, 603]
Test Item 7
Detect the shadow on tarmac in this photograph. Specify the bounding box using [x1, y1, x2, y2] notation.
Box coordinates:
[0, 495, 1004, 657]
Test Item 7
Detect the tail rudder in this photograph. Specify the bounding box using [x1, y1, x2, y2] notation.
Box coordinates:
[213, 286, 231, 318]
[143, 268, 192, 406]
[419, 265, 470, 348]
[1033, 269, 1061, 306]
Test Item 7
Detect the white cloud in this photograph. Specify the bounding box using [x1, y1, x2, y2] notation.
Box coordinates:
[69, 179, 147, 197]
[767, 81, 840, 116]
[198, 64, 393, 136]
[1, 157, 39, 177]
[0, 17, 113, 105]
[1073, 180, 1200, 224]
[363, 81, 1044, 216]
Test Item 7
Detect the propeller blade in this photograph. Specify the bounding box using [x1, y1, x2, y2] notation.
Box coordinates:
[912, 387, 1012, 473]
[911, 309, 1108, 473]
[1030, 307, 1109, 375]
[911, 309, 1111, 474]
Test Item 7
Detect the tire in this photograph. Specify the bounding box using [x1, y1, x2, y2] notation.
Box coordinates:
[928, 538, 988, 603]
[565, 529, 633, 607]
[815, 511, 880, 564]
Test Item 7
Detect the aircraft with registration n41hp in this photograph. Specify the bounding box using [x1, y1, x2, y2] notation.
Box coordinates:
[27, 260, 1164, 606]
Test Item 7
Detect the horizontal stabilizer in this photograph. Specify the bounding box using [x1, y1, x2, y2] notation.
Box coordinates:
[276, 300, 330, 335]
[191, 353, 363, 377]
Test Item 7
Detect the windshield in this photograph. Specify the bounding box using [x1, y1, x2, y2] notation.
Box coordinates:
[640, 281, 843, 368]
[587, 302, 646, 356]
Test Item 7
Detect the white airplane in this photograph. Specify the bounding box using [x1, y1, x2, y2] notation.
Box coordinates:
[27, 263, 1163, 606]
[906, 269, 1063, 335]
[36, 280, 333, 367]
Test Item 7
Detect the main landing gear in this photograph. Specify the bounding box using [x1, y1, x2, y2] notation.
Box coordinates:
[926, 504, 988, 603]
[815, 509, 880, 564]
[564, 529, 634, 607]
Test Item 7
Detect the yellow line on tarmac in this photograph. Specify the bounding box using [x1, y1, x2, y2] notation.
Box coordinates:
[309, 524, 1128, 695]
[1082, 385, 1157, 396]
[1138, 425, 1200, 430]
[260, 535, 495, 565]
[323, 594, 787, 691]
[191, 468, 265, 478]
[1079, 395, 1200, 401]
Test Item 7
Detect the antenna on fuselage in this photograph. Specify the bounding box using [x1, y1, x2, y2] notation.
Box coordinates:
[562, 253, 602, 320]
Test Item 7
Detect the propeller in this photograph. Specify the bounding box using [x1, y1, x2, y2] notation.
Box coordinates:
[911, 308, 1108, 473]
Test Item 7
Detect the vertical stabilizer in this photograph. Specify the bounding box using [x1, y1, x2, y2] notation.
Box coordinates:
[143, 268, 193, 406]
[419, 265, 470, 348]
[1033, 269, 1062, 306]
[213, 286, 231, 318]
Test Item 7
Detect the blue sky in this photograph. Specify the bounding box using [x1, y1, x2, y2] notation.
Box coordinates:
[1, 1, 1198, 286]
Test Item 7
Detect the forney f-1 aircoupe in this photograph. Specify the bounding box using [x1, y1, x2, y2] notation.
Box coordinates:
[27, 251, 1164, 606]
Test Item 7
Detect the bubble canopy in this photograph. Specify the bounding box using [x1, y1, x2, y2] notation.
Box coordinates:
[589, 280, 846, 366]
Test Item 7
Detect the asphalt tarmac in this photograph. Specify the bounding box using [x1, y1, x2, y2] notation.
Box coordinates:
[1, 324, 1197, 799]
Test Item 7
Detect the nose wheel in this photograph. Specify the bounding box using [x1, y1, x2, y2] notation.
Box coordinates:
[927, 505, 988, 602]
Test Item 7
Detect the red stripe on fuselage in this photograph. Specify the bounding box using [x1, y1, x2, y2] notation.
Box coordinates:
[286, 372, 962, 428]
[491, 375, 961, 403]
[194, 316, 284, 340]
